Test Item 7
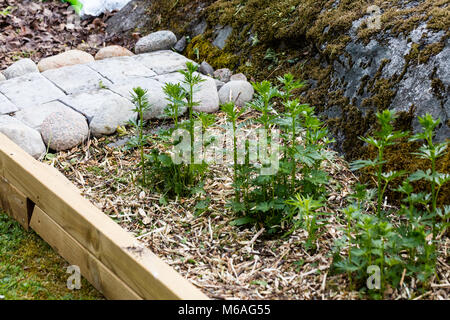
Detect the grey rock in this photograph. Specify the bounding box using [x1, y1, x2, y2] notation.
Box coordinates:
[174, 36, 187, 53]
[328, 22, 450, 144]
[0, 73, 65, 110]
[87, 56, 156, 84]
[213, 68, 232, 83]
[218, 80, 254, 107]
[107, 137, 130, 148]
[322, 105, 342, 119]
[41, 110, 89, 151]
[135, 30, 177, 54]
[0, 116, 46, 159]
[109, 77, 186, 120]
[192, 20, 208, 37]
[230, 73, 247, 82]
[213, 26, 233, 49]
[0, 93, 18, 114]
[3, 59, 39, 80]
[215, 79, 225, 91]
[60, 89, 137, 137]
[105, 0, 148, 37]
[195, 74, 220, 113]
[436, 45, 450, 86]
[14, 100, 78, 131]
[154, 72, 185, 85]
[133, 50, 197, 75]
[42, 64, 112, 95]
[199, 61, 214, 76]
[0, 73, 5, 82]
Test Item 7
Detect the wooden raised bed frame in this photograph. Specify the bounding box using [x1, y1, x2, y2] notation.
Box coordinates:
[0, 133, 208, 300]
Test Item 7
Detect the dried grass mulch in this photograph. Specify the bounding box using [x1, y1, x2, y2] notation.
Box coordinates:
[46, 112, 449, 300]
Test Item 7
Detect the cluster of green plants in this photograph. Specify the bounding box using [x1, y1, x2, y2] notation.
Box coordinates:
[129, 67, 333, 236]
[128, 62, 212, 201]
[126, 62, 448, 297]
[332, 110, 449, 298]
[224, 74, 334, 241]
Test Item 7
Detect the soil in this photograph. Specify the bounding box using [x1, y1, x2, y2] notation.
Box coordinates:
[0, 0, 125, 71]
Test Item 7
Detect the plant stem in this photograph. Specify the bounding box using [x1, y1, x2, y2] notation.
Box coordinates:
[377, 146, 384, 217]
[291, 114, 296, 193]
[188, 81, 195, 182]
[232, 116, 239, 202]
[139, 97, 146, 185]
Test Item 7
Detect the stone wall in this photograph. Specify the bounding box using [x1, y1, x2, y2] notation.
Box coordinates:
[107, 0, 449, 159]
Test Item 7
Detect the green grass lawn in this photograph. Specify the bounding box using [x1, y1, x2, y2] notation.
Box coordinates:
[0, 212, 103, 300]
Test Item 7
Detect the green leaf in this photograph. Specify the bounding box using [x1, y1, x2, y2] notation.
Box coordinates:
[253, 202, 271, 212]
[408, 169, 431, 182]
[350, 159, 380, 171]
[158, 154, 173, 167]
[230, 217, 255, 226]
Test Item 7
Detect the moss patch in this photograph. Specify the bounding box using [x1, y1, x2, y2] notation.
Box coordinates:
[0, 213, 103, 300]
[185, 35, 239, 69]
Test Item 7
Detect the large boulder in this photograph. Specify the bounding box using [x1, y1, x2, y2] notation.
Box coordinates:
[135, 31, 177, 54]
[106, 0, 450, 156]
[325, 19, 450, 150]
[105, 0, 148, 37]
[2, 59, 39, 80]
[41, 110, 89, 151]
[0, 116, 46, 159]
[37, 50, 95, 72]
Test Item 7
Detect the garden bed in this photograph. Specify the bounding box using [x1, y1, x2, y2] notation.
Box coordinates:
[47, 110, 449, 300]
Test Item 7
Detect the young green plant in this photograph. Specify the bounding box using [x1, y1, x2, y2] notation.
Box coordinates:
[130, 87, 151, 185]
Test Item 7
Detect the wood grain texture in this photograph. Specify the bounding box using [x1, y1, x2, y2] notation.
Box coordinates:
[0, 133, 207, 300]
[0, 176, 30, 230]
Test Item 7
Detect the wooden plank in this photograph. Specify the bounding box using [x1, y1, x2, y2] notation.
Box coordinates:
[0, 133, 208, 300]
[30, 206, 142, 300]
[0, 176, 30, 230]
